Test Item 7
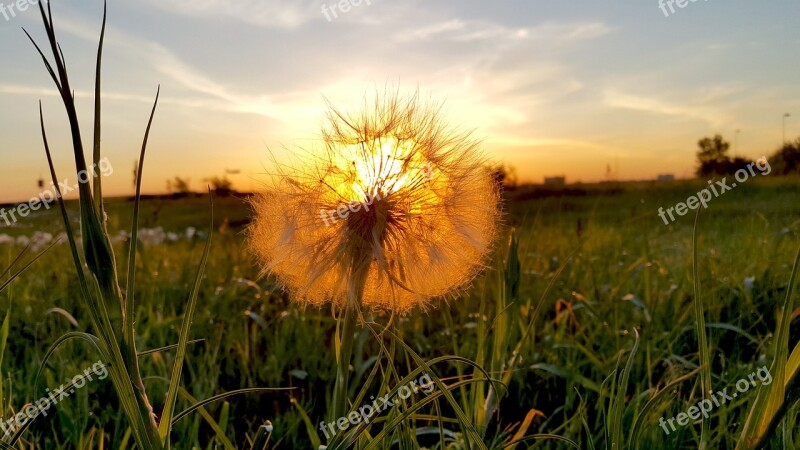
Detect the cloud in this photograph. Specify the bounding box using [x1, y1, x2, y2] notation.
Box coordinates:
[0, 83, 154, 103]
[153, 51, 326, 120]
[541, 22, 614, 41]
[397, 19, 467, 41]
[489, 136, 606, 150]
[21, 12, 319, 122]
[141, 0, 323, 28]
[397, 19, 614, 44]
[603, 90, 733, 127]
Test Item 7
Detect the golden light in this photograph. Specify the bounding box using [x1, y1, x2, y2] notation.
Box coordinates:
[325, 137, 437, 202]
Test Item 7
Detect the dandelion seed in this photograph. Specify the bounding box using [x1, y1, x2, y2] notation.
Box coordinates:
[247, 91, 500, 313]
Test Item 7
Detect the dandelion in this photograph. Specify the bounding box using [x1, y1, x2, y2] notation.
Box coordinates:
[249, 90, 501, 424]
[248, 91, 501, 314]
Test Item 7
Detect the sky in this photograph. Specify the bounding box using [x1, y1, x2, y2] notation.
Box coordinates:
[1, 0, 799, 203]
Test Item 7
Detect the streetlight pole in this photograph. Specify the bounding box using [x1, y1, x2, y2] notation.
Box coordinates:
[784, 113, 791, 145]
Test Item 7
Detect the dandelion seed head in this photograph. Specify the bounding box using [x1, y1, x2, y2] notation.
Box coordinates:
[247, 91, 501, 313]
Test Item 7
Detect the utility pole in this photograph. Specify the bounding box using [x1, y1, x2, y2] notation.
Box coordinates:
[784, 113, 791, 145]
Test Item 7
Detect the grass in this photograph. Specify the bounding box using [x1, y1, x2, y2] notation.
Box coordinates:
[1, 175, 799, 448]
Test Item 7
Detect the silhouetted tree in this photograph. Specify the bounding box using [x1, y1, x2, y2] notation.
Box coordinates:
[768, 138, 800, 175]
[696, 134, 731, 177]
[206, 176, 235, 196]
[726, 156, 751, 174]
[166, 177, 192, 197]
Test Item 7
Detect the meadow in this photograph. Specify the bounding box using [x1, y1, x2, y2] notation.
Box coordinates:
[1, 176, 799, 449]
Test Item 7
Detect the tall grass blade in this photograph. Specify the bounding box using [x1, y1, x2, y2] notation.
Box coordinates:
[39, 103, 113, 350]
[361, 378, 489, 449]
[157, 193, 214, 443]
[0, 310, 8, 413]
[738, 247, 800, 449]
[291, 398, 322, 449]
[608, 329, 639, 450]
[0, 247, 30, 281]
[92, 1, 107, 217]
[5, 364, 108, 444]
[125, 86, 159, 349]
[171, 388, 294, 424]
[32, 1, 124, 338]
[41, 115, 159, 447]
[32, 4, 164, 444]
[366, 326, 492, 450]
[112, 88, 165, 450]
[0, 242, 58, 293]
[627, 367, 702, 448]
[137, 340, 204, 358]
[692, 207, 711, 449]
[33, 332, 104, 390]
[176, 388, 236, 450]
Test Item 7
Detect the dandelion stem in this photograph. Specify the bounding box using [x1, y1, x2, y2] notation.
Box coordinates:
[332, 266, 368, 421]
[333, 301, 357, 421]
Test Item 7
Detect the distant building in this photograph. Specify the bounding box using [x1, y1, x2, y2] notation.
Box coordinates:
[656, 174, 675, 182]
[544, 176, 566, 187]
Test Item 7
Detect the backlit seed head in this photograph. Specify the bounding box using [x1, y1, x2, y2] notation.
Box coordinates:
[247, 91, 501, 313]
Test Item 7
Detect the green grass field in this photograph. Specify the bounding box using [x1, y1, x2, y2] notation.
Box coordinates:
[2, 176, 799, 449]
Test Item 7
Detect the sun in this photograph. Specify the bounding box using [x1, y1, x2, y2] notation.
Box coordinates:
[328, 136, 439, 205]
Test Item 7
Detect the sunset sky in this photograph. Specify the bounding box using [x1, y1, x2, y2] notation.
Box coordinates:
[1, 0, 799, 202]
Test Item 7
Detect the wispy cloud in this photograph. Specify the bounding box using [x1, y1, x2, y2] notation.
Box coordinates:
[397, 20, 614, 44]
[397, 19, 467, 42]
[22, 12, 320, 122]
[603, 90, 733, 127]
[0, 83, 155, 103]
[141, 0, 323, 29]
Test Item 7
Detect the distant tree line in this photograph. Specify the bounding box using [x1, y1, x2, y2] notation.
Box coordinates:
[166, 175, 235, 197]
[696, 134, 800, 177]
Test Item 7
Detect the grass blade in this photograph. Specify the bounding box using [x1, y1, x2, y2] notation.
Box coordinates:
[0, 241, 59, 293]
[137, 340, 204, 358]
[92, 0, 107, 217]
[176, 388, 236, 450]
[157, 192, 214, 443]
[627, 367, 703, 448]
[291, 398, 322, 449]
[0, 310, 9, 412]
[738, 246, 800, 449]
[609, 329, 639, 450]
[171, 388, 294, 425]
[124, 86, 160, 349]
[692, 206, 712, 448]
[33, 332, 104, 391]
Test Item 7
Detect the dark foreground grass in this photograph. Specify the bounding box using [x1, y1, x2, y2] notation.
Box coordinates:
[1, 177, 799, 449]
